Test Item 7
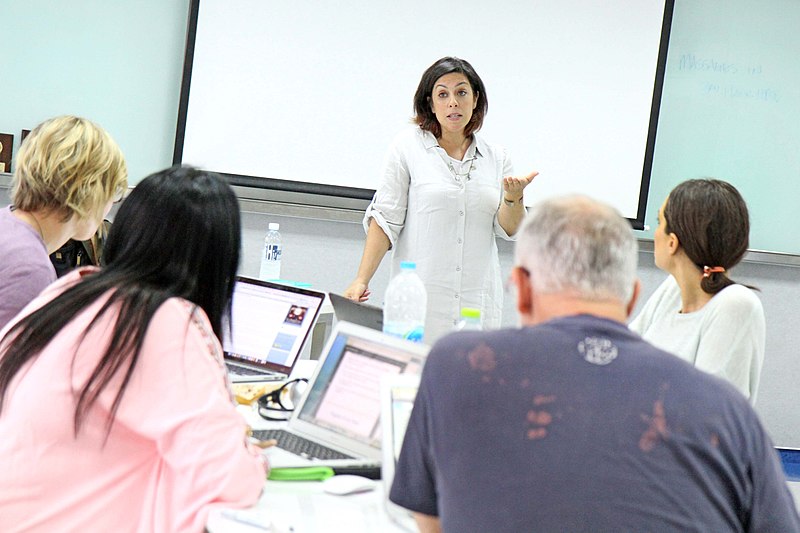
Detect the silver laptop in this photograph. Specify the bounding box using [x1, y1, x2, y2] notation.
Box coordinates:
[328, 292, 383, 331]
[223, 276, 325, 383]
[380, 374, 420, 531]
[256, 321, 428, 468]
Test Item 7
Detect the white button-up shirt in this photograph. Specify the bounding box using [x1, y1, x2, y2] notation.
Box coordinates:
[365, 127, 515, 343]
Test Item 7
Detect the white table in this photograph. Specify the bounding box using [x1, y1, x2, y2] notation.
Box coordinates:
[210, 480, 800, 532]
[207, 480, 410, 532]
[790, 481, 800, 509]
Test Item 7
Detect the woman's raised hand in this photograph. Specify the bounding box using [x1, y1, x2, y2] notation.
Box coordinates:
[502, 171, 539, 202]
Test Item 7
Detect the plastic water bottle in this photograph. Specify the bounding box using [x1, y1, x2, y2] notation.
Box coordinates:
[383, 261, 427, 343]
[456, 307, 482, 331]
[259, 223, 282, 281]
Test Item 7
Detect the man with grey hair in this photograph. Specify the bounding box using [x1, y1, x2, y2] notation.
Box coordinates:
[390, 195, 799, 532]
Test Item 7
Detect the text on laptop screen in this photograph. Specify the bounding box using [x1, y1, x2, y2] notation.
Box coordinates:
[223, 280, 323, 367]
[298, 333, 425, 449]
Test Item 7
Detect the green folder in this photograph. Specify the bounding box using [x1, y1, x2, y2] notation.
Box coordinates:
[268, 466, 334, 481]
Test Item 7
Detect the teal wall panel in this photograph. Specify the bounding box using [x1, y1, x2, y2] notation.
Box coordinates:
[0, 0, 189, 184]
[639, 0, 800, 255]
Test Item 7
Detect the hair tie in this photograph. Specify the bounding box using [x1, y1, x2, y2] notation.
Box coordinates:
[703, 265, 725, 278]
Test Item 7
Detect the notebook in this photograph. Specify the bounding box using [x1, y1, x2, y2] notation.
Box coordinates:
[223, 276, 325, 383]
[380, 374, 420, 531]
[328, 292, 383, 331]
[256, 321, 428, 468]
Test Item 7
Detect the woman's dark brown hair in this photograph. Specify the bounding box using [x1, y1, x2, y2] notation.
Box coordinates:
[663, 178, 750, 295]
[413, 57, 488, 139]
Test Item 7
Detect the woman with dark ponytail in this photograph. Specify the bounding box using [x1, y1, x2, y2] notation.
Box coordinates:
[630, 178, 764, 402]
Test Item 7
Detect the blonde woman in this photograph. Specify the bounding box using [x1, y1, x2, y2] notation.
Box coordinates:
[0, 116, 127, 328]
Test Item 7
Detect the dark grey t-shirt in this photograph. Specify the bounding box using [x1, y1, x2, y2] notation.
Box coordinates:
[390, 315, 799, 532]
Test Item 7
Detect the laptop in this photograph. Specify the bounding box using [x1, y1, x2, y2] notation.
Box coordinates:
[380, 374, 421, 531]
[328, 292, 383, 331]
[223, 276, 326, 383]
[255, 321, 428, 468]
[778, 447, 800, 482]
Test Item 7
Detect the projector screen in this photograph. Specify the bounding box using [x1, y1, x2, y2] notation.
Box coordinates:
[175, 0, 673, 227]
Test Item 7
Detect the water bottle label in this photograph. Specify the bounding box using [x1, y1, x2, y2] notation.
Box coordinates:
[265, 244, 282, 261]
[404, 326, 425, 343]
[384, 323, 425, 343]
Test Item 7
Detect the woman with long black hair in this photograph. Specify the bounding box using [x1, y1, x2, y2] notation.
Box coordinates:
[0, 166, 267, 532]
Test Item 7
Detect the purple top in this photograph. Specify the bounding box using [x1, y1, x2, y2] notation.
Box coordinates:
[0, 205, 56, 329]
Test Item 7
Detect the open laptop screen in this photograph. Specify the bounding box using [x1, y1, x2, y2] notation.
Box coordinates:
[297, 327, 426, 449]
[328, 292, 383, 331]
[222, 277, 325, 373]
[778, 447, 800, 482]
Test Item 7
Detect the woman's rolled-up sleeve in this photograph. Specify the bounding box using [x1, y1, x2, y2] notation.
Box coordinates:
[363, 138, 411, 247]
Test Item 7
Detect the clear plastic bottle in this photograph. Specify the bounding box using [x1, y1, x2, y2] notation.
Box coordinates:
[383, 261, 427, 343]
[456, 307, 482, 331]
[259, 222, 282, 281]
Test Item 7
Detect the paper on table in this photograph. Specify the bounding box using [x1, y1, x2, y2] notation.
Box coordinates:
[206, 508, 286, 533]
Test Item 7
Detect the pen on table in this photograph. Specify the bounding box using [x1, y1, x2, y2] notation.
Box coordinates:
[248, 437, 278, 448]
[220, 510, 272, 531]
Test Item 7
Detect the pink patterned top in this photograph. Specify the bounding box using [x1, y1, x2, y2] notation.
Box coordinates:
[0, 268, 267, 532]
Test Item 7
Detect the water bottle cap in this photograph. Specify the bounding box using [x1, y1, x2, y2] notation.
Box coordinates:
[399, 261, 416, 270]
[460, 307, 481, 319]
[268, 223, 280, 231]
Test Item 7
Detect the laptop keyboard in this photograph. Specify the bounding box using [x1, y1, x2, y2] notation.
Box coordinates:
[226, 363, 271, 376]
[253, 429, 354, 460]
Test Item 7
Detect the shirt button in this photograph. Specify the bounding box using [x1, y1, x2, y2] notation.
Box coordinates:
[454, 294, 460, 299]
[456, 266, 461, 272]
[459, 211, 464, 216]
[457, 238, 463, 244]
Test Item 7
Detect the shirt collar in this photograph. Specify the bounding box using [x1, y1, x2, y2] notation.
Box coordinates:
[421, 129, 484, 159]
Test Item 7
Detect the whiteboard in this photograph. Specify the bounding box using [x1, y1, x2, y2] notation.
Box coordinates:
[175, 0, 673, 227]
[639, 0, 800, 255]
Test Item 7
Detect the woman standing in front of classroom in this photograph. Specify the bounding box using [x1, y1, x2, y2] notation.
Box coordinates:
[344, 57, 537, 343]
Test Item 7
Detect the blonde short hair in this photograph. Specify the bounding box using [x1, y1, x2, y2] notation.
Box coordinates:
[11, 116, 127, 220]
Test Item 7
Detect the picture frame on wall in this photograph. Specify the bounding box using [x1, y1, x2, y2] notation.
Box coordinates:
[0, 133, 13, 174]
